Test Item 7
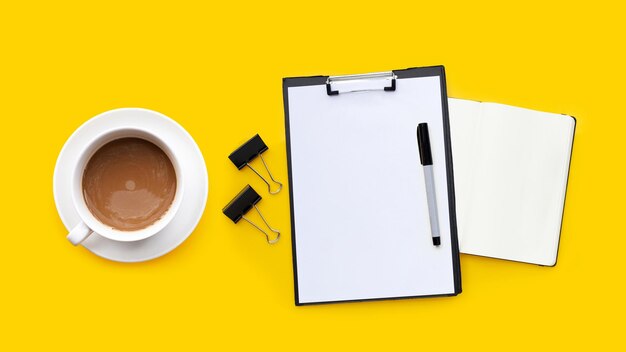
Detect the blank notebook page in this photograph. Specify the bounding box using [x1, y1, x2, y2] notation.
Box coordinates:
[286, 76, 457, 304]
[449, 98, 575, 266]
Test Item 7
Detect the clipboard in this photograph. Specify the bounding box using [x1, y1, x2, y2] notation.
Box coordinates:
[282, 66, 462, 305]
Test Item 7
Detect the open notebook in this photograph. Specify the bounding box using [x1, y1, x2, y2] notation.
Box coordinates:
[449, 98, 575, 266]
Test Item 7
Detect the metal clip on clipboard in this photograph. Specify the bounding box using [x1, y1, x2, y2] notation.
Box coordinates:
[326, 71, 397, 96]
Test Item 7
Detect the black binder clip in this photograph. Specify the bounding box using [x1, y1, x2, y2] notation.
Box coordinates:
[223, 185, 280, 244]
[229, 134, 283, 195]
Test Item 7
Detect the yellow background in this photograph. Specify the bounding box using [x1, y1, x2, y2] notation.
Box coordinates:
[1, 1, 624, 350]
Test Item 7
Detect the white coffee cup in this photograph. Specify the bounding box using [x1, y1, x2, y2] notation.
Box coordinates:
[67, 127, 184, 245]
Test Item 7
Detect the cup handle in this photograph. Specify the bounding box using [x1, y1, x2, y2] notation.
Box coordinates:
[67, 222, 93, 246]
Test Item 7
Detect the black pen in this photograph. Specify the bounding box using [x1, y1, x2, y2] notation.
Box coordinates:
[417, 123, 440, 246]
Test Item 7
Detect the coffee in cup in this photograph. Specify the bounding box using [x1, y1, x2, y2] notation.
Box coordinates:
[82, 137, 177, 232]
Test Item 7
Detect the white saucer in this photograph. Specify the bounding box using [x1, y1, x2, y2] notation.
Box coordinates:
[53, 108, 208, 262]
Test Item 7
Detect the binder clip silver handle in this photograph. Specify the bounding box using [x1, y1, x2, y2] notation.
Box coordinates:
[245, 154, 283, 195]
[242, 204, 280, 244]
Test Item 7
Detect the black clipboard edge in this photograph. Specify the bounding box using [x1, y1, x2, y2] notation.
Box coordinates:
[282, 76, 301, 306]
[283, 66, 462, 306]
